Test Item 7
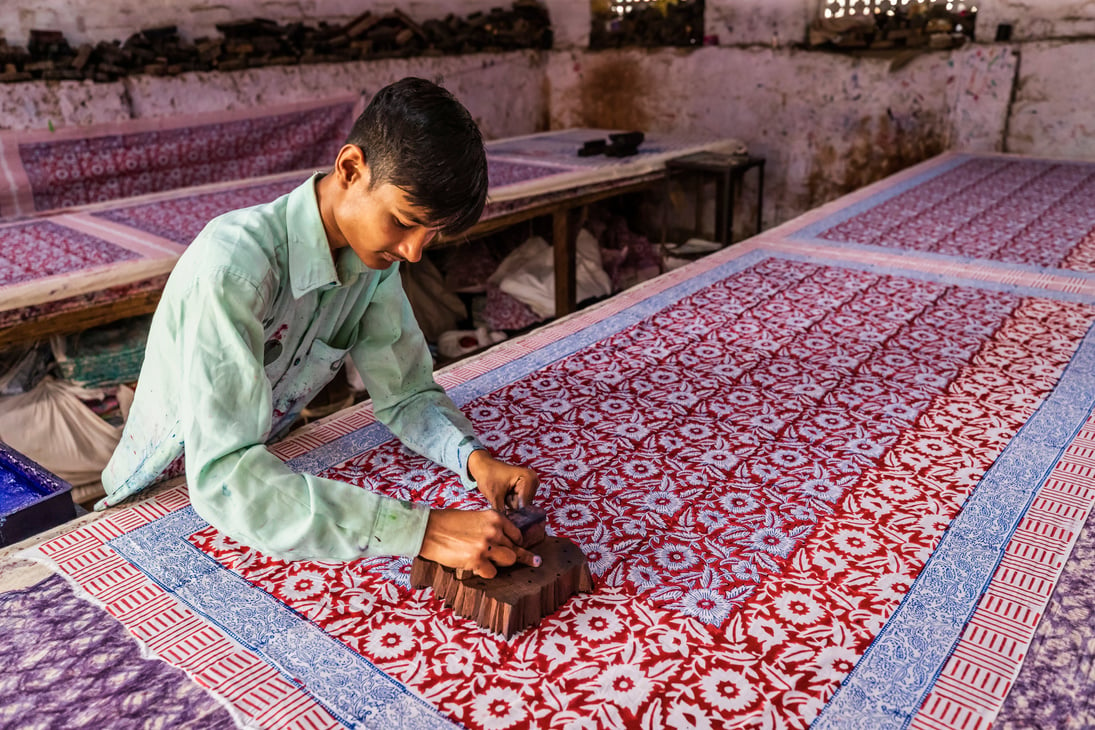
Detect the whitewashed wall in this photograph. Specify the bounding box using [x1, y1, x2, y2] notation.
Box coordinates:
[976, 0, 1095, 42]
[1, 0, 1092, 230]
[546, 45, 1010, 230]
[0, 0, 508, 48]
[0, 51, 549, 142]
[1005, 40, 1095, 159]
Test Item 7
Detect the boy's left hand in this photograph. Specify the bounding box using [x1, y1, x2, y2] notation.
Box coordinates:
[467, 450, 539, 512]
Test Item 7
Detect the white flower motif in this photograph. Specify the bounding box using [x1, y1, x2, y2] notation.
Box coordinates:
[622, 459, 659, 481]
[699, 668, 758, 713]
[629, 563, 661, 589]
[881, 402, 918, 421]
[614, 421, 650, 441]
[539, 397, 573, 415]
[555, 458, 591, 481]
[770, 449, 808, 468]
[658, 433, 687, 451]
[815, 645, 859, 678]
[643, 491, 683, 515]
[593, 664, 653, 713]
[470, 686, 527, 729]
[345, 589, 376, 614]
[555, 504, 593, 527]
[874, 573, 912, 602]
[281, 569, 327, 600]
[773, 591, 822, 626]
[748, 527, 795, 558]
[583, 543, 617, 575]
[748, 412, 784, 432]
[831, 529, 878, 557]
[442, 649, 476, 677]
[575, 607, 623, 641]
[875, 478, 918, 502]
[541, 431, 575, 449]
[746, 616, 786, 650]
[655, 543, 698, 571]
[700, 450, 740, 472]
[797, 477, 841, 503]
[680, 588, 731, 625]
[364, 622, 415, 659]
[719, 492, 760, 514]
[541, 634, 578, 664]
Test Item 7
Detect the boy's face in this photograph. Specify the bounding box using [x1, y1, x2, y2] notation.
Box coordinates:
[338, 175, 437, 271]
[323, 147, 438, 270]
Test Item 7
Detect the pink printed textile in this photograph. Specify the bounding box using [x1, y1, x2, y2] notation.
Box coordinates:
[0, 95, 360, 220]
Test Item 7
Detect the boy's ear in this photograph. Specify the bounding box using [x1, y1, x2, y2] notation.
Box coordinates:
[335, 144, 369, 186]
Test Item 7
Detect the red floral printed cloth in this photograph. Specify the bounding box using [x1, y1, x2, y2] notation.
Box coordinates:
[23, 153, 1095, 730]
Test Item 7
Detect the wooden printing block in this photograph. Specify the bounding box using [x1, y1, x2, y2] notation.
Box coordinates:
[411, 536, 593, 638]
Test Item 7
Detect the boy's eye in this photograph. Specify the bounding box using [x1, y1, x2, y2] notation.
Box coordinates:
[392, 216, 412, 230]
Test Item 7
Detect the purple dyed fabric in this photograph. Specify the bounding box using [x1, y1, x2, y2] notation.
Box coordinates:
[0, 574, 236, 730]
[994, 510, 1095, 729]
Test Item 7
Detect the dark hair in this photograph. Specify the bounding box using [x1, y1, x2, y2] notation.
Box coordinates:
[345, 77, 488, 237]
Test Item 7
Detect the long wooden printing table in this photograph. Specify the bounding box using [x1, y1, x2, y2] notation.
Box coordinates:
[0, 128, 745, 348]
[4, 152, 1095, 729]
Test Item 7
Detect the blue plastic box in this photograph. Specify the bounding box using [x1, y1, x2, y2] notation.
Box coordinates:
[0, 442, 76, 547]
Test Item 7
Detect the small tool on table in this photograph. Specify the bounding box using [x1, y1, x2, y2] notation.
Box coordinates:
[410, 505, 593, 638]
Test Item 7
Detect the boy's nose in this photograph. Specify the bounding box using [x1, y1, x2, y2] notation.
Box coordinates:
[397, 228, 435, 263]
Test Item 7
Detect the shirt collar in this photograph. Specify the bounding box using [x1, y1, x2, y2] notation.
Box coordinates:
[286, 172, 367, 297]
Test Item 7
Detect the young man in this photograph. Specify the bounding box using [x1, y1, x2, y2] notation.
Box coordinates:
[99, 78, 539, 578]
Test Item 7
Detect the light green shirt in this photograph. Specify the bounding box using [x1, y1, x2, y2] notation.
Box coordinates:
[99, 174, 483, 561]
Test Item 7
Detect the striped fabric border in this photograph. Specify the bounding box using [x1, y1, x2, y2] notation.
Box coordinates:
[28, 486, 342, 730]
[910, 420, 1095, 730]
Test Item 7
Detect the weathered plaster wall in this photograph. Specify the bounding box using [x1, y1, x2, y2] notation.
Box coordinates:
[2, 0, 1093, 231]
[1006, 40, 1095, 158]
[0, 51, 549, 140]
[946, 44, 1018, 152]
[704, 0, 813, 47]
[0, 0, 509, 47]
[547, 45, 987, 230]
[976, 0, 1095, 42]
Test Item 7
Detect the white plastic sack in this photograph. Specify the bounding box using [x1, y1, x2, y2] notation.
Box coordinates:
[489, 230, 613, 318]
[0, 376, 122, 486]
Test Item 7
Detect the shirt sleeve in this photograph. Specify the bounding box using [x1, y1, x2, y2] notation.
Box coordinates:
[178, 268, 430, 562]
[349, 264, 485, 489]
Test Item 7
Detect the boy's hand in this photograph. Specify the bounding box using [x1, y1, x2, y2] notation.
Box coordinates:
[420, 508, 541, 579]
[467, 450, 540, 512]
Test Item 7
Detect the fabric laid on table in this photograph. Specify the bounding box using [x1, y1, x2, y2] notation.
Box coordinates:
[400, 256, 467, 343]
[51, 315, 151, 389]
[0, 574, 237, 730]
[489, 230, 612, 318]
[0, 376, 120, 486]
[994, 505, 1095, 728]
[0, 342, 52, 396]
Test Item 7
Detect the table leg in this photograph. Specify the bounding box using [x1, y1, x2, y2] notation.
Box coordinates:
[755, 161, 765, 235]
[718, 172, 732, 246]
[553, 208, 577, 317]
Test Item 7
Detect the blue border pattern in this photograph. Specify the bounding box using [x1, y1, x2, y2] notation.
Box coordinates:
[813, 321, 1095, 729]
[786, 154, 1095, 285]
[108, 508, 460, 730]
[791, 154, 972, 240]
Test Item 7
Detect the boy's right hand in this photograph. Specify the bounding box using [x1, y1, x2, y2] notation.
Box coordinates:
[419, 508, 541, 579]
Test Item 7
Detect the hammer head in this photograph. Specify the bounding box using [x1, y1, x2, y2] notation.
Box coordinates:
[505, 505, 547, 547]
